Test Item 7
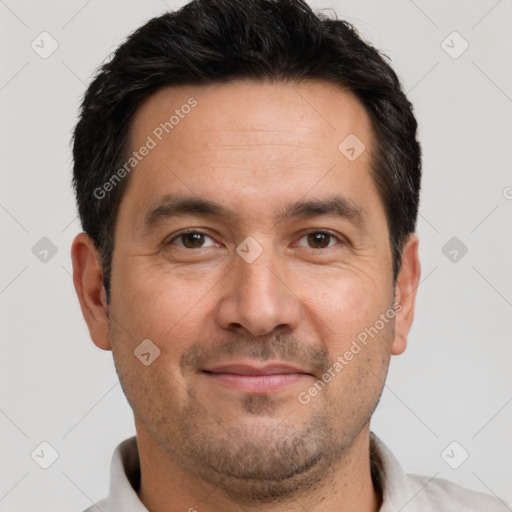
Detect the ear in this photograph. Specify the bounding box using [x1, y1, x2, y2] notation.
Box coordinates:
[71, 232, 111, 351]
[391, 233, 421, 356]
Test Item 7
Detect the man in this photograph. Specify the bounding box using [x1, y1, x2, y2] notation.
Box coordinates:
[70, 0, 506, 510]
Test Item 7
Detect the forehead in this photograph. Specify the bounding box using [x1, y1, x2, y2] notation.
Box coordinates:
[120, 79, 380, 229]
[130, 79, 372, 151]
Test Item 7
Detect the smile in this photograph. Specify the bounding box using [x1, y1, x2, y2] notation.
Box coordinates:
[202, 363, 312, 393]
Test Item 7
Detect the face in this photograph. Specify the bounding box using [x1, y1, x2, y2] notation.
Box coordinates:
[73, 79, 419, 502]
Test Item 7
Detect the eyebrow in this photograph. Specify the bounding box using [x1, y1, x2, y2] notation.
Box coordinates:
[141, 193, 365, 235]
[276, 196, 365, 227]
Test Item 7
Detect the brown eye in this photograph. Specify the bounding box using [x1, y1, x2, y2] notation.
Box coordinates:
[181, 232, 206, 248]
[306, 232, 335, 249]
[168, 231, 216, 249]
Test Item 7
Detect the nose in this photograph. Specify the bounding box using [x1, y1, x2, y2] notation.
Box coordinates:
[215, 248, 302, 336]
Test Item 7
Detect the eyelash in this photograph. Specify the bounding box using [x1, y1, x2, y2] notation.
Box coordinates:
[165, 229, 344, 250]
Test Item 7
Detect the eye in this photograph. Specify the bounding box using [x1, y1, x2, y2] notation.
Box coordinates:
[167, 230, 217, 249]
[296, 231, 341, 249]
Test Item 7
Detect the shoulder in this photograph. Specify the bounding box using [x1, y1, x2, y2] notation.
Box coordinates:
[370, 433, 509, 512]
[407, 473, 508, 511]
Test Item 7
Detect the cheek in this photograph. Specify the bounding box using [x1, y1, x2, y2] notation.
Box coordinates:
[313, 286, 394, 415]
[110, 259, 218, 354]
[108, 266, 214, 415]
[298, 268, 393, 350]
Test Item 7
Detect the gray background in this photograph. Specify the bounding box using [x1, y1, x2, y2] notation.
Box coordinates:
[1, 0, 511, 510]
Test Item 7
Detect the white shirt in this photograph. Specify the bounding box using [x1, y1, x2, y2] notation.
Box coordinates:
[84, 433, 507, 511]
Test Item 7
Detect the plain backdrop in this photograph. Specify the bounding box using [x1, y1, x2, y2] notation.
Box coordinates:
[1, 0, 511, 510]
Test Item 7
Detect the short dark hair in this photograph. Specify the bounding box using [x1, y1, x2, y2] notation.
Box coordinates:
[72, 0, 421, 303]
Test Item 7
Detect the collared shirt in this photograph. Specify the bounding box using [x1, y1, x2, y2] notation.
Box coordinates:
[84, 433, 507, 511]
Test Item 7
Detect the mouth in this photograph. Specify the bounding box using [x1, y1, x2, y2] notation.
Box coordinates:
[201, 362, 313, 393]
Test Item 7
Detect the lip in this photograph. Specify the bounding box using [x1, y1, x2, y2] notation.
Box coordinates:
[201, 363, 312, 393]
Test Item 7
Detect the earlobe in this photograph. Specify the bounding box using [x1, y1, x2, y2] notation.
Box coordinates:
[71, 233, 112, 351]
[391, 233, 421, 356]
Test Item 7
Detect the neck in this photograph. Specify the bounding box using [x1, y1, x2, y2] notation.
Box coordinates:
[135, 421, 381, 512]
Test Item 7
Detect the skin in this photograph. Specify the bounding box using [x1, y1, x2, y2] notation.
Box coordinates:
[72, 79, 420, 512]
